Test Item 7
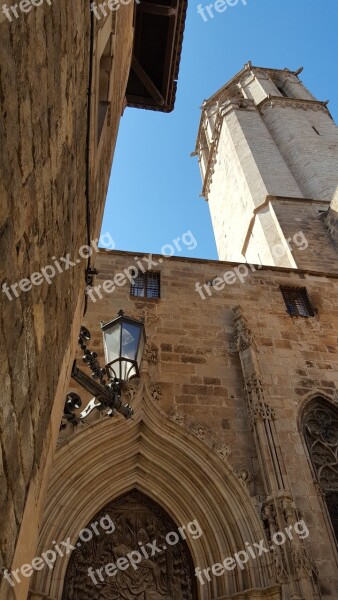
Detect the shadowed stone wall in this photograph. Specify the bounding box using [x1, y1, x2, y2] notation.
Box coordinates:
[0, 2, 135, 597]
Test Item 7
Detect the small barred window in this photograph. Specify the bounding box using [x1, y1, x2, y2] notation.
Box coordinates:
[131, 272, 160, 299]
[280, 286, 315, 317]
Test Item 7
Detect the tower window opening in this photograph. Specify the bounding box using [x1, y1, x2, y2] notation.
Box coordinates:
[275, 84, 288, 97]
[280, 286, 315, 317]
[131, 272, 161, 298]
[312, 126, 321, 135]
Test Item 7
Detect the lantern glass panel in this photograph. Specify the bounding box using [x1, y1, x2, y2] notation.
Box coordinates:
[101, 313, 145, 382]
[121, 321, 140, 361]
[103, 322, 121, 365]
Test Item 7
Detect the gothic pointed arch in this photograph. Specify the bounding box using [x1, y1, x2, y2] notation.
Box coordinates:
[30, 379, 279, 600]
[61, 489, 197, 600]
[302, 396, 338, 544]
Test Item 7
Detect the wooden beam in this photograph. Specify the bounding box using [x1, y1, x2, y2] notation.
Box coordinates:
[131, 57, 165, 106]
[161, 11, 178, 98]
[137, 3, 177, 16]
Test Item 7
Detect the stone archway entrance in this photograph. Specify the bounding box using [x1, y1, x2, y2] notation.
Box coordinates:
[61, 489, 197, 600]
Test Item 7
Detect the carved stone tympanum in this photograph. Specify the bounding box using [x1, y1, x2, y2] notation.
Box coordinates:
[62, 490, 195, 600]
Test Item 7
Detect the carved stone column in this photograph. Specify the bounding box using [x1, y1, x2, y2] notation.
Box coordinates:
[232, 306, 319, 600]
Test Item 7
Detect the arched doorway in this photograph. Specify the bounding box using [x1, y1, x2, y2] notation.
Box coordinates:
[61, 489, 197, 599]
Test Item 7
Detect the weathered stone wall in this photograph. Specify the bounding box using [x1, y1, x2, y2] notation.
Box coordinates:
[261, 103, 338, 202]
[270, 197, 338, 272]
[0, 1, 89, 590]
[327, 189, 338, 242]
[48, 249, 338, 598]
[206, 104, 303, 265]
[0, 2, 134, 597]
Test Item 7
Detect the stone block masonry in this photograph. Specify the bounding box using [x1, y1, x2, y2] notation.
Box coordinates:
[0, 1, 135, 597]
[48, 248, 338, 599]
[1, 0, 52, 22]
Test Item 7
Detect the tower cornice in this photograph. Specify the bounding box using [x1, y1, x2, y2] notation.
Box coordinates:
[258, 95, 331, 117]
[202, 62, 304, 107]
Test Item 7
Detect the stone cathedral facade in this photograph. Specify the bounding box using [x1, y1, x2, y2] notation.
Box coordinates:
[0, 2, 186, 598]
[28, 65, 338, 600]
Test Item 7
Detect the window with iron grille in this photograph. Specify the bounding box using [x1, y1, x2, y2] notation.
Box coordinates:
[280, 286, 315, 317]
[131, 272, 160, 298]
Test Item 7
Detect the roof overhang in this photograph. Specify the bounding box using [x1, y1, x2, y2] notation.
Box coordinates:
[126, 0, 187, 112]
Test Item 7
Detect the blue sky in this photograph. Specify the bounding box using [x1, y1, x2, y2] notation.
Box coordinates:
[101, 0, 338, 260]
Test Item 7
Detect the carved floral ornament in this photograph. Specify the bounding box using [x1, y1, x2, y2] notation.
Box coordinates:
[262, 497, 318, 583]
[234, 464, 253, 486]
[244, 374, 276, 424]
[144, 343, 159, 364]
[170, 413, 231, 462]
[261, 502, 288, 583]
[231, 305, 254, 352]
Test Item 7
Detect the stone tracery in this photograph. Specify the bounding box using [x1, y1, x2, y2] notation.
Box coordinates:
[303, 399, 338, 542]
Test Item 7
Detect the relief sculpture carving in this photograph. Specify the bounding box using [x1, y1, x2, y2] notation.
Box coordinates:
[62, 490, 195, 600]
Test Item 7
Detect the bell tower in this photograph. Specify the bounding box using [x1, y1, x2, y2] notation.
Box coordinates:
[194, 62, 338, 269]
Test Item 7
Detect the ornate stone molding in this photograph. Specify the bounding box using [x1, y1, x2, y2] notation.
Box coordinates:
[56, 376, 165, 446]
[235, 464, 253, 487]
[170, 413, 231, 462]
[231, 305, 318, 595]
[262, 501, 288, 583]
[144, 342, 159, 364]
[231, 305, 254, 352]
[244, 374, 276, 425]
[150, 384, 162, 402]
[171, 411, 185, 426]
[189, 421, 232, 460]
[262, 494, 318, 587]
[125, 377, 142, 403]
[219, 97, 256, 116]
[258, 95, 330, 115]
[283, 496, 319, 581]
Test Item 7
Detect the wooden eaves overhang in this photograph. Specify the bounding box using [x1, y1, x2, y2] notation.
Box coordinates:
[126, 0, 187, 112]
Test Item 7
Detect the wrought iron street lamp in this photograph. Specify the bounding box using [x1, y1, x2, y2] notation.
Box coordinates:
[101, 310, 146, 382]
[62, 310, 145, 426]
